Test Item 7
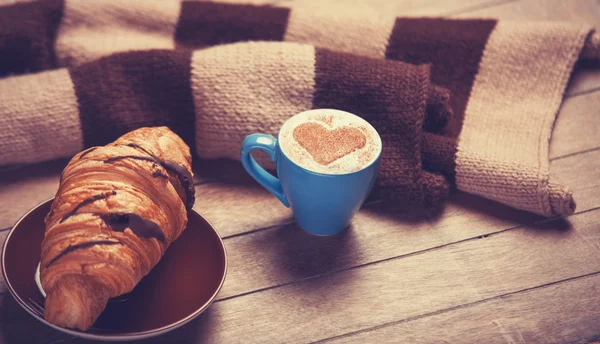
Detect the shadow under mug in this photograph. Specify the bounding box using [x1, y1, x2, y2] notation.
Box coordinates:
[240, 114, 381, 236]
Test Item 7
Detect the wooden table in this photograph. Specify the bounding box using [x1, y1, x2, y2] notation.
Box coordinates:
[1, 0, 600, 343]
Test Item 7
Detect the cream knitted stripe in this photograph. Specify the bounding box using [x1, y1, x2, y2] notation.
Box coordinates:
[283, 2, 396, 59]
[190, 42, 316, 161]
[456, 21, 590, 217]
[0, 68, 83, 165]
[54, 0, 180, 67]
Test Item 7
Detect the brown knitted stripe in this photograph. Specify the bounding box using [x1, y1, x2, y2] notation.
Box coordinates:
[174, 2, 290, 50]
[422, 133, 457, 185]
[313, 48, 441, 205]
[425, 85, 454, 133]
[385, 18, 497, 138]
[0, 0, 64, 76]
[70, 50, 196, 150]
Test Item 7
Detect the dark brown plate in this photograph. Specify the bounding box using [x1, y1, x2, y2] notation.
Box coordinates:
[2, 199, 227, 341]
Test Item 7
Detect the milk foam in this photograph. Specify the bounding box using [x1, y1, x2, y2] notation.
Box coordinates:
[279, 109, 381, 174]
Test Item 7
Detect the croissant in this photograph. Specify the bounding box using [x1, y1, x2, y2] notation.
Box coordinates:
[40, 127, 195, 330]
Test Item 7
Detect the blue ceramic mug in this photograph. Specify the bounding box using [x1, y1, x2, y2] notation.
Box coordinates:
[240, 109, 382, 236]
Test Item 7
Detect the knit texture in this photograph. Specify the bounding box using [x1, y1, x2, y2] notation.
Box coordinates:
[175, 2, 289, 50]
[191, 42, 315, 162]
[455, 21, 588, 216]
[312, 49, 447, 205]
[0, 0, 63, 76]
[1, 0, 599, 216]
[71, 50, 196, 149]
[284, 1, 396, 59]
[0, 42, 452, 206]
[0, 68, 83, 164]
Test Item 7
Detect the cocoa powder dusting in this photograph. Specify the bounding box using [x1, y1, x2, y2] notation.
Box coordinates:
[314, 115, 334, 126]
[293, 122, 367, 165]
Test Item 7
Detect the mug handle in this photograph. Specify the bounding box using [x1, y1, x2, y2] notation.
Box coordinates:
[241, 134, 290, 207]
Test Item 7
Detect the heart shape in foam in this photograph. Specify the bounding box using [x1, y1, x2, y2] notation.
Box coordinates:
[292, 122, 367, 165]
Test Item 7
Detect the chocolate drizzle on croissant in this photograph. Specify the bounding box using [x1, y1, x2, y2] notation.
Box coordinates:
[99, 213, 166, 243]
[105, 143, 195, 210]
[46, 240, 121, 268]
[78, 147, 97, 160]
[103, 155, 156, 164]
[126, 142, 195, 210]
[152, 170, 169, 179]
[60, 191, 117, 223]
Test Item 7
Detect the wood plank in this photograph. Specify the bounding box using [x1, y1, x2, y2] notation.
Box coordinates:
[1, 161, 597, 339]
[0, 160, 65, 231]
[455, 0, 600, 97]
[202, 145, 600, 301]
[569, 61, 600, 98]
[434, 149, 600, 244]
[326, 272, 600, 344]
[2, 208, 598, 343]
[195, 143, 600, 240]
[550, 91, 600, 159]
[549, 149, 600, 213]
[1, 136, 597, 299]
[1, 209, 591, 344]
[0, 293, 72, 344]
[161, 209, 600, 343]
[194, 173, 293, 238]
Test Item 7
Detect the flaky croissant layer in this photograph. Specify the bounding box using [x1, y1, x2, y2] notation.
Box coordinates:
[41, 127, 194, 330]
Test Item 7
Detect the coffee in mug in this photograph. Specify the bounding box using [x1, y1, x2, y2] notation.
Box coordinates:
[241, 109, 382, 236]
[278, 110, 381, 175]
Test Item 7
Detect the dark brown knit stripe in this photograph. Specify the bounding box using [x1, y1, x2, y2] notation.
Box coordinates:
[70, 50, 196, 150]
[174, 2, 290, 50]
[385, 18, 497, 138]
[313, 48, 445, 205]
[425, 85, 454, 133]
[422, 133, 458, 185]
[0, 0, 64, 76]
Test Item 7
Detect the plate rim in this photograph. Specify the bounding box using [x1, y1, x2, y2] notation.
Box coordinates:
[1, 198, 228, 342]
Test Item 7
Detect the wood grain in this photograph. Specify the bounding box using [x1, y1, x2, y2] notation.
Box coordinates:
[194, 173, 293, 238]
[434, 150, 600, 244]
[550, 91, 600, 159]
[173, 209, 600, 344]
[11, 209, 591, 344]
[1, 147, 597, 302]
[185, 142, 600, 241]
[325, 272, 600, 344]
[2, 209, 599, 344]
[0, 160, 65, 232]
[1, 109, 599, 299]
[212, 149, 600, 301]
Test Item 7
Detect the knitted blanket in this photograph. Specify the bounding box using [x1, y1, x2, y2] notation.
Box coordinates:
[1, 0, 598, 217]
